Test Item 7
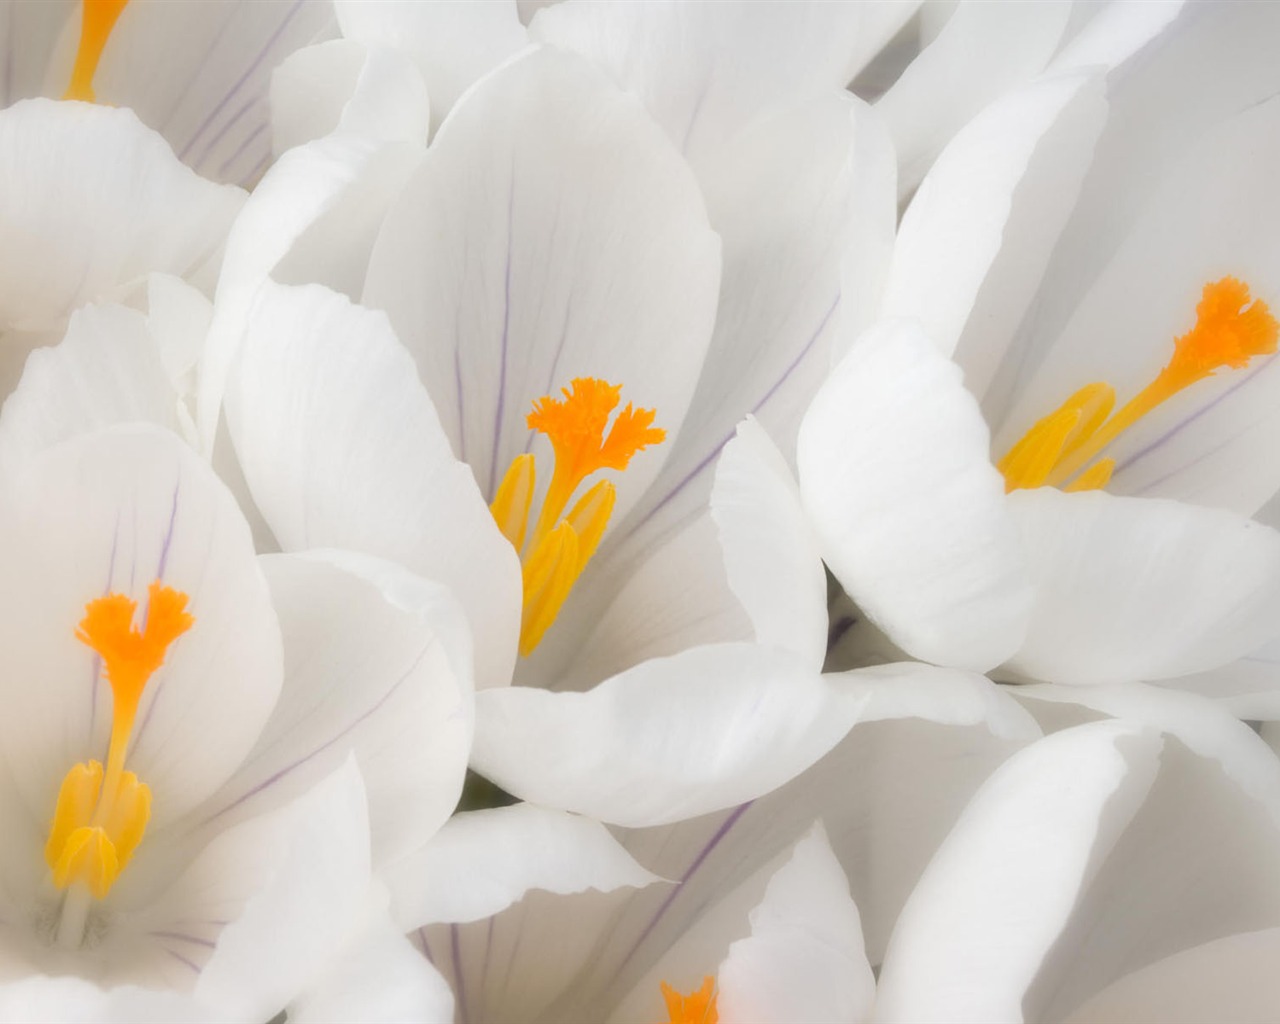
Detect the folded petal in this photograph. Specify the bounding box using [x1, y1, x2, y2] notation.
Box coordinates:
[798, 319, 1032, 672]
[1005, 489, 1280, 684]
[362, 45, 720, 521]
[226, 281, 521, 689]
[0, 976, 216, 1024]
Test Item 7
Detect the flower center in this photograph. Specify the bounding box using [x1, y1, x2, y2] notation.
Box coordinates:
[489, 377, 665, 656]
[658, 977, 719, 1024]
[64, 0, 129, 103]
[999, 277, 1278, 493]
[45, 581, 193, 916]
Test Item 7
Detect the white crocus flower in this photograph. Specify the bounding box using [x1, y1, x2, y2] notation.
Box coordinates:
[798, 6, 1280, 710]
[2, 0, 334, 185]
[0, 424, 470, 1020]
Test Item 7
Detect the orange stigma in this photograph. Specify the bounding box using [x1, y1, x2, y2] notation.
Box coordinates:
[46, 582, 193, 901]
[1000, 277, 1278, 493]
[658, 977, 719, 1024]
[64, 0, 130, 103]
[490, 378, 665, 655]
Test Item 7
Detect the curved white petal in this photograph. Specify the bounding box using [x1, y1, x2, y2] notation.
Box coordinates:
[710, 418, 826, 672]
[1048, 0, 1185, 75]
[1060, 927, 1280, 1024]
[0, 99, 242, 332]
[0, 426, 281, 824]
[0, 2, 73, 106]
[718, 823, 873, 1024]
[362, 45, 720, 522]
[875, 722, 1163, 1024]
[0, 976, 216, 1023]
[43, 0, 337, 185]
[335, 0, 526, 128]
[1005, 489, 1280, 685]
[1169, 635, 1280, 720]
[193, 759, 372, 1022]
[389, 803, 659, 931]
[270, 39, 430, 154]
[226, 281, 520, 689]
[797, 319, 1032, 672]
[471, 643, 868, 827]
[191, 553, 473, 869]
[883, 70, 1104, 361]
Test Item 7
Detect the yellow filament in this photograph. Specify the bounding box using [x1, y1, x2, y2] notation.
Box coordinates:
[489, 378, 664, 655]
[46, 581, 192, 899]
[1001, 278, 1278, 493]
[658, 977, 719, 1024]
[64, 0, 130, 102]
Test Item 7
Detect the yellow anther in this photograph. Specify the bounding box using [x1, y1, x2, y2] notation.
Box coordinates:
[46, 582, 191, 900]
[658, 977, 719, 1024]
[64, 0, 130, 103]
[1001, 278, 1278, 493]
[491, 378, 664, 655]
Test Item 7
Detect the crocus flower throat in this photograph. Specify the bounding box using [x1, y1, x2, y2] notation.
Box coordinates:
[64, 0, 129, 103]
[999, 277, 1279, 493]
[490, 378, 664, 656]
[45, 582, 192, 940]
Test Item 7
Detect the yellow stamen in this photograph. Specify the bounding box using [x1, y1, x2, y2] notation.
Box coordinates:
[489, 378, 664, 655]
[45, 582, 192, 900]
[1001, 278, 1278, 493]
[658, 977, 719, 1024]
[64, 0, 129, 103]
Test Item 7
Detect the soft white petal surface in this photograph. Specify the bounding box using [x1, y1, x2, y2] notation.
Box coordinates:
[0, 976, 215, 1023]
[798, 319, 1032, 671]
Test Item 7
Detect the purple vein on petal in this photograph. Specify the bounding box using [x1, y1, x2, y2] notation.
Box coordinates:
[613, 801, 752, 978]
[192, 95, 257, 170]
[165, 948, 202, 974]
[150, 930, 217, 949]
[156, 481, 182, 582]
[196, 642, 433, 827]
[90, 514, 123, 735]
[487, 171, 517, 498]
[218, 120, 268, 180]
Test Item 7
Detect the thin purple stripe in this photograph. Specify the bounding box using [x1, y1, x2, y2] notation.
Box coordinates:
[193, 95, 257, 169]
[218, 120, 268, 179]
[487, 176, 517, 497]
[151, 929, 216, 949]
[165, 948, 201, 974]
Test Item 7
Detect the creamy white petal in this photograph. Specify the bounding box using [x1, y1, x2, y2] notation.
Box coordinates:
[388, 803, 659, 931]
[877, 0, 1074, 194]
[363, 45, 720, 523]
[0, 976, 216, 1023]
[270, 39, 430, 153]
[718, 823, 873, 1024]
[193, 759, 372, 1022]
[0, 426, 281, 824]
[797, 319, 1032, 672]
[146, 273, 211, 393]
[875, 722, 1162, 1024]
[0, 2, 73, 106]
[883, 70, 1104, 360]
[1169, 636, 1280, 720]
[471, 643, 869, 827]
[0, 99, 242, 332]
[335, 0, 526, 128]
[1061, 927, 1280, 1024]
[226, 281, 520, 689]
[1048, 0, 1184, 74]
[1005, 489, 1280, 685]
[191, 553, 473, 869]
[43, 0, 337, 185]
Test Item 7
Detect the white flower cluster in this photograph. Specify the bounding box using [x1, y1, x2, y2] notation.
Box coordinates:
[0, 1, 1277, 1021]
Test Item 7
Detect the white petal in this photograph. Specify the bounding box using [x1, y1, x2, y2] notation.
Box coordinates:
[362, 45, 720, 521]
[607, 92, 895, 574]
[146, 273, 212, 389]
[877, 0, 1074, 193]
[289, 900, 455, 1024]
[335, 0, 527, 127]
[0, 303, 179, 471]
[531, 0, 899, 176]
[44, 0, 337, 185]
[191, 553, 473, 869]
[0, 99, 242, 332]
[1005, 489, 1280, 685]
[882, 70, 1104, 360]
[194, 759, 372, 1022]
[0, 426, 281, 823]
[0, 976, 216, 1024]
[709, 418, 826, 672]
[270, 40, 430, 154]
[718, 823, 873, 1024]
[797, 319, 1032, 672]
[388, 803, 659, 930]
[1061, 927, 1280, 1024]
[875, 721, 1163, 1024]
[0, 2, 73, 105]
[1048, 0, 1185, 74]
[226, 281, 521, 689]
[471, 643, 868, 827]
[1169, 635, 1280, 720]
